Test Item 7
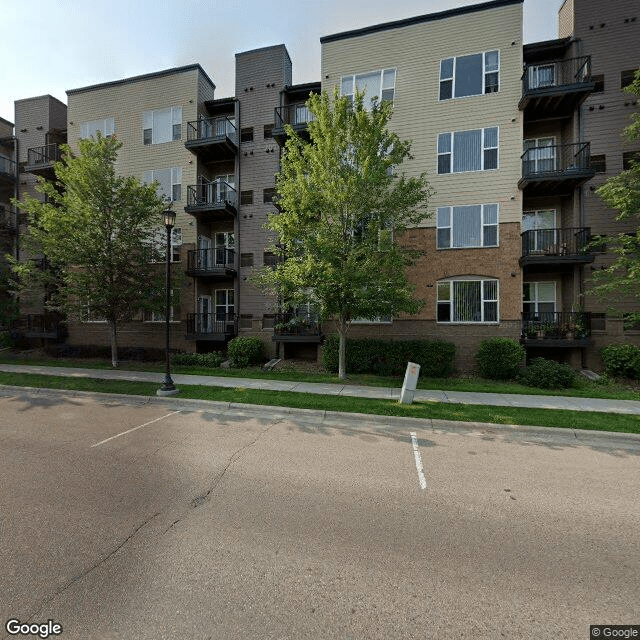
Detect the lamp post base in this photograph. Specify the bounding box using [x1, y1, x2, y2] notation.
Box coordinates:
[157, 375, 179, 397]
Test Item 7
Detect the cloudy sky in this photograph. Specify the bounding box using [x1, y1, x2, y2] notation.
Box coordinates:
[0, 0, 564, 124]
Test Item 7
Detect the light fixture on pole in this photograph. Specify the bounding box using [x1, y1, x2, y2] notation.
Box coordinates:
[157, 207, 179, 396]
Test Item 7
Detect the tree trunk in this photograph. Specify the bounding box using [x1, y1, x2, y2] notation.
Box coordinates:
[338, 319, 347, 380]
[109, 321, 118, 368]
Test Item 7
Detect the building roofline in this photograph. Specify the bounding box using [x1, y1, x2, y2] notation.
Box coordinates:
[66, 64, 215, 96]
[14, 94, 67, 109]
[0, 116, 14, 128]
[284, 81, 322, 93]
[320, 0, 523, 43]
[235, 44, 291, 65]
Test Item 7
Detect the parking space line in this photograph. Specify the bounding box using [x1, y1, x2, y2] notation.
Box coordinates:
[91, 410, 182, 448]
[410, 432, 427, 490]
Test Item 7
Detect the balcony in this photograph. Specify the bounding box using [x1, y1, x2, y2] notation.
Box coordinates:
[272, 311, 322, 342]
[185, 312, 236, 342]
[25, 143, 62, 175]
[518, 142, 595, 196]
[0, 208, 18, 234]
[521, 311, 592, 347]
[519, 56, 595, 120]
[186, 248, 236, 278]
[273, 103, 315, 146]
[185, 116, 237, 161]
[520, 227, 594, 269]
[0, 154, 16, 185]
[184, 182, 237, 221]
[19, 313, 66, 340]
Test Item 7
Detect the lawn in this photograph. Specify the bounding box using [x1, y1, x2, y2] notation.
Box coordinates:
[0, 370, 638, 435]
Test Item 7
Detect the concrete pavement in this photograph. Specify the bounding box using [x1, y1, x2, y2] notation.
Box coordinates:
[0, 362, 638, 415]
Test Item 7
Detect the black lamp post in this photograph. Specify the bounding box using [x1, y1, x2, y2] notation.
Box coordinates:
[157, 208, 179, 396]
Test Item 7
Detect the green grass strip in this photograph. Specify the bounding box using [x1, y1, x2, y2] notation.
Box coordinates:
[0, 371, 638, 435]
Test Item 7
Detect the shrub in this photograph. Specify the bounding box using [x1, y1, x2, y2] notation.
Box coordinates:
[475, 337, 525, 380]
[227, 336, 264, 368]
[521, 357, 577, 389]
[321, 335, 455, 377]
[0, 331, 13, 349]
[172, 352, 224, 368]
[600, 344, 640, 379]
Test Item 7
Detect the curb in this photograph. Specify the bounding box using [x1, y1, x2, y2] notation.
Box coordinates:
[1, 384, 639, 447]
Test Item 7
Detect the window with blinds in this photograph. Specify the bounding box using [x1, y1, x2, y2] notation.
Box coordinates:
[437, 204, 498, 248]
[437, 278, 498, 323]
[438, 127, 498, 174]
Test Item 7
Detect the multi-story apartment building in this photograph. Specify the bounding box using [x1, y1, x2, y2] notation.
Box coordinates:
[5, 0, 638, 371]
[0, 116, 18, 322]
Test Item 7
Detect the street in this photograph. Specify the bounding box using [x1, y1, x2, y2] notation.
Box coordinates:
[0, 388, 638, 639]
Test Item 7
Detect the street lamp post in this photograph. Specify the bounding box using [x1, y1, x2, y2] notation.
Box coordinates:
[157, 208, 179, 396]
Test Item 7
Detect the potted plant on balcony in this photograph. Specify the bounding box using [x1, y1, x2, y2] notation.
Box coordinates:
[542, 321, 558, 338]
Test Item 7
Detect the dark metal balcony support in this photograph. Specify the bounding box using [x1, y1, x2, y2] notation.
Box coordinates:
[185, 116, 237, 160]
[521, 311, 592, 346]
[520, 227, 594, 266]
[186, 248, 236, 277]
[273, 104, 315, 145]
[185, 312, 236, 341]
[0, 154, 17, 183]
[273, 311, 321, 342]
[185, 182, 237, 219]
[26, 143, 62, 173]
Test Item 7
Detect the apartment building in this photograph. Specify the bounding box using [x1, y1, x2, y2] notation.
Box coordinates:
[0, 116, 18, 322]
[6, 0, 639, 371]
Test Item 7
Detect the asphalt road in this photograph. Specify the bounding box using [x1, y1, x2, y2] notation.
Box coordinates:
[1, 389, 638, 640]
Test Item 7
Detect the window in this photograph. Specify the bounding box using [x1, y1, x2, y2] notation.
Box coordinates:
[240, 253, 254, 267]
[437, 278, 498, 323]
[240, 190, 253, 205]
[263, 187, 277, 203]
[523, 137, 555, 174]
[623, 151, 640, 170]
[263, 124, 273, 139]
[239, 314, 253, 329]
[215, 289, 234, 320]
[80, 118, 114, 139]
[146, 290, 176, 322]
[147, 227, 182, 263]
[352, 315, 392, 324]
[522, 210, 556, 253]
[437, 127, 498, 174]
[621, 69, 639, 88]
[439, 51, 499, 99]
[241, 127, 254, 143]
[527, 64, 556, 89]
[523, 282, 556, 316]
[144, 167, 182, 202]
[143, 107, 182, 145]
[590, 154, 606, 173]
[340, 68, 396, 109]
[592, 74, 605, 93]
[437, 204, 498, 249]
[263, 251, 279, 267]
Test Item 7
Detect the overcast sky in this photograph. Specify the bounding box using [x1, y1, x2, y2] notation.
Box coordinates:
[0, 0, 564, 124]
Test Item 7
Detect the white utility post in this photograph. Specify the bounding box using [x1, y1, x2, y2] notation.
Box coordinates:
[400, 362, 420, 404]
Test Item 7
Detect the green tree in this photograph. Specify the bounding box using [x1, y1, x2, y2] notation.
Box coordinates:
[591, 70, 640, 327]
[12, 134, 168, 367]
[255, 89, 433, 379]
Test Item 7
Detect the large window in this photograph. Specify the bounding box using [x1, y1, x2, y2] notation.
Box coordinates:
[80, 118, 114, 139]
[523, 137, 555, 173]
[215, 289, 234, 320]
[144, 167, 182, 202]
[523, 282, 556, 316]
[438, 127, 498, 174]
[341, 69, 396, 109]
[439, 51, 499, 100]
[437, 204, 498, 249]
[143, 106, 182, 145]
[437, 278, 498, 323]
[147, 227, 182, 263]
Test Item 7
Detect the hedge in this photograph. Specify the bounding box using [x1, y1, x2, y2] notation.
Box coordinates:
[322, 335, 455, 377]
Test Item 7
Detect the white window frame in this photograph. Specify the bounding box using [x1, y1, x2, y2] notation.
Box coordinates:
[522, 209, 557, 254]
[437, 278, 499, 324]
[340, 68, 397, 109]
[215, 289, 235, 321]
[439, 50, 500, 100]
[144, 167, 182, 203]
[80, 118, 114, 139]
[143, 106, 182, 145]
[437, 203, 499, 249]
[528, 63, 556, 89]
[351, 316, 393, 324]
[523, 281, 556, 316]
[437, 127, 499, 174]
[148, 226, 182, 263]
[523, 137, 556, 173]
[146, 289, 176, 323]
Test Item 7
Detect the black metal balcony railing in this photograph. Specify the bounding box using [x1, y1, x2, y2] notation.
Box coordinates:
[186, 248, 235, 273]
[19, 313, 65, 338]
[0, 208, 18, 232]
[522, 311, 591, 341]
[273, 311, 321, 338]
[186, 182, 237, 209]
[274, 103, 315, 129]
[186, 116, 237, 144]
[521, 142, 591, 179]
[0, 154, 17, 180]
[186, 312, 236, 337]
[522, 56, 591, 94]
[521, 227, 591, 258]
[27, 143, 62, 167]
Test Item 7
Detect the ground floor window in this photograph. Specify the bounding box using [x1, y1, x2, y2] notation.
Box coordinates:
[523, 282, 556, 316]
[437, 278, 498, 323]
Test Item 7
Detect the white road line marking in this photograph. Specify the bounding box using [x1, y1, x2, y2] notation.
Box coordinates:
[91, 410, 182, 448]
[410, 432, 427, 490]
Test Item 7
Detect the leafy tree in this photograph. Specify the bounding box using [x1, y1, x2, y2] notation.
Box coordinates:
[255, 89, 433, 379]
[12, 134, 168, 367]
[591, 70, 640, 327]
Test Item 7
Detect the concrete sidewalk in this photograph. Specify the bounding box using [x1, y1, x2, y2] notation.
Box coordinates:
[0, 362, 639, 415]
